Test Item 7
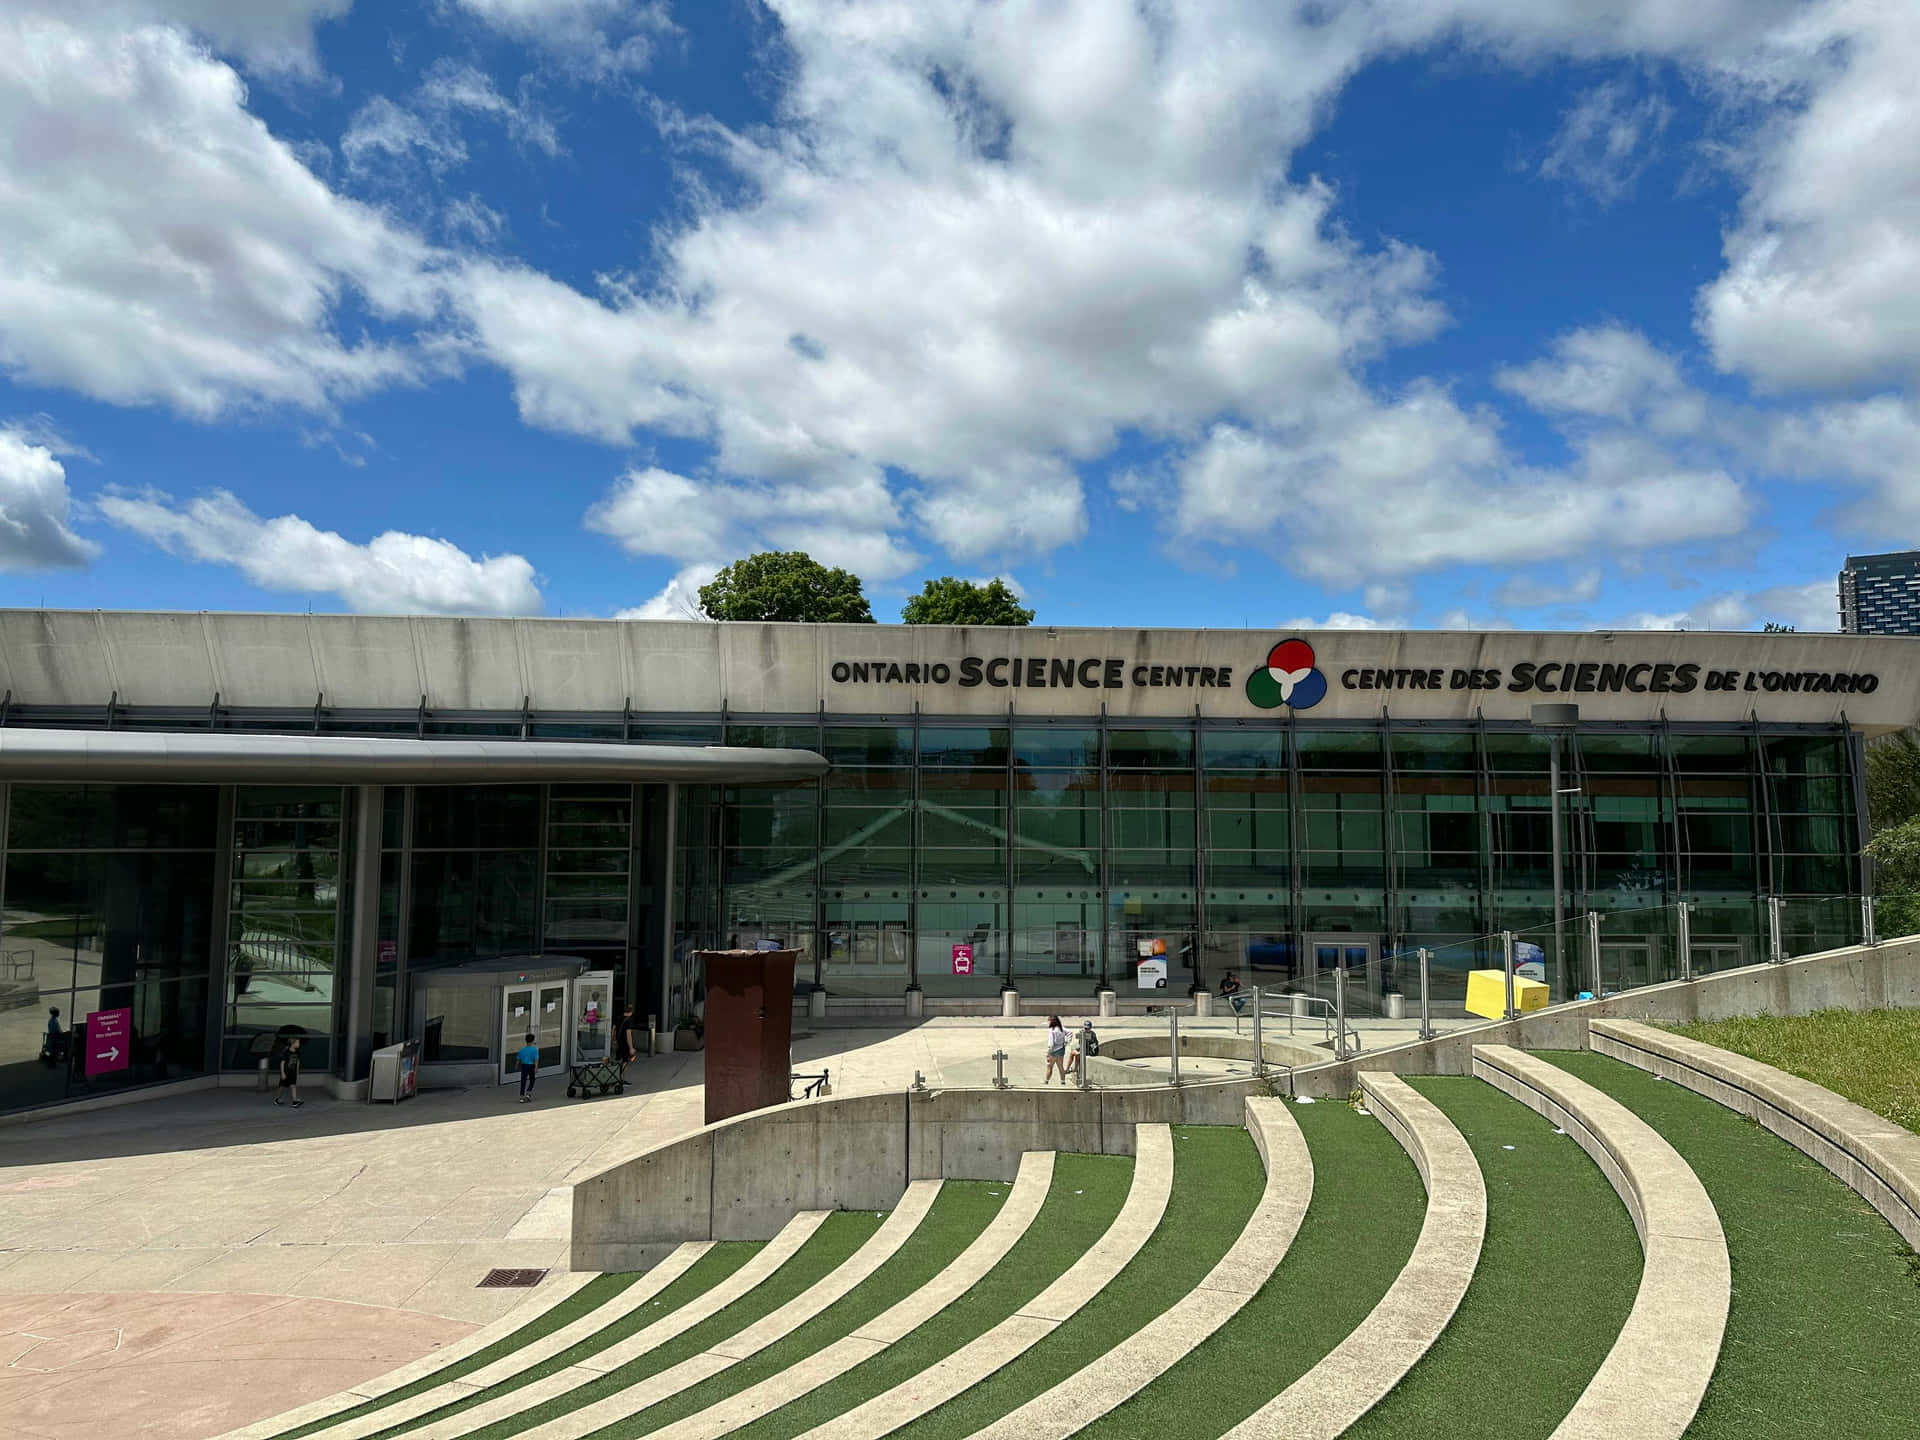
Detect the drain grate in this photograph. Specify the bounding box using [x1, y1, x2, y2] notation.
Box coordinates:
[477, 1267, 549, 1289]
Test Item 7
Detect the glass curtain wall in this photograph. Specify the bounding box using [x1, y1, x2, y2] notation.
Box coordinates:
[820, 727, 912, 997]
[1011, 726, 1103, 995]
[1107, 728, 1196, 997]
[1202, 724, 1292, 988]
[917, 725, 1010, 996]
[1, 784, 217, 1111]
[543, 783, 633, 975]
[720, 724, 821, 984]
[225, 787, 344, 1071]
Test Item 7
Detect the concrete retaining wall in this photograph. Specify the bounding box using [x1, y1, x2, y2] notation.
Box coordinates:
[570, 1078, 1257, 1273]
[1293, 935, 1920, 1098]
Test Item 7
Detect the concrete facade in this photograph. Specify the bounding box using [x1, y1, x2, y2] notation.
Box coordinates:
[0, 611, 1915, 728]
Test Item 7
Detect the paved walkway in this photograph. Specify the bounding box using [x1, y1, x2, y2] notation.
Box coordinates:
[0, 1012, 1464, 1439]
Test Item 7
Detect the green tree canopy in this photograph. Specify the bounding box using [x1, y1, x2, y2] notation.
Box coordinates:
[900, 577, 1035, 626]
[1865, 730, 1920, 937]
[697, 551, 874, 623]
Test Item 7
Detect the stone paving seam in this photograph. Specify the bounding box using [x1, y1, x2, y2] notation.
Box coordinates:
[291, 1246, 713, 1440]
[960, 1099, 1312, 1440]
[482, 1182, 947, 1440]
[385, 1211, 831, 1440]
[588, 1151, 1062, 1440]
[1471, 1045, 1730, 1440]
[1218, 1074, 1485, 1440]
[205, 1273, 599, 1440]
[793, 1128, 1173, 1440]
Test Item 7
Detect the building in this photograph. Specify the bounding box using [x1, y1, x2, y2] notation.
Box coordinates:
[1840, 550, 1920, 635]
[0, 611, 1910, 1115]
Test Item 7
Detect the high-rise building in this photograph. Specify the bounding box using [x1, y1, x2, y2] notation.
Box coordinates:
[1839, 550, 1920, 635]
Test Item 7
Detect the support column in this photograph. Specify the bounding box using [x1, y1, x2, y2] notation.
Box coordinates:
[658, 783, 679, 1027]
[344, 783, 382, 1084]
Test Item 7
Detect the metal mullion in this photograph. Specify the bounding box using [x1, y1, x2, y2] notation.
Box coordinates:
[1751, 713, 1776, 905]
[908, 704, 920, 993]
[1097, 702, 1109, 992]
[1381, 709, 1398, 963]
[1286, 706, 1302, 971]
[1192, 705, 1206, 980]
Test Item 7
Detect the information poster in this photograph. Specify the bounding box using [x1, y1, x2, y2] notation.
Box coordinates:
[951, 943, 973, 976]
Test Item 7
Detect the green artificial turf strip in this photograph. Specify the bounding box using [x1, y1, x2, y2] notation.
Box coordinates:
[729, 1152, 1135, 1440]
[893, 1126, 1265, 1440]
[272, 1272, 642, 1439]
[1340, 1077, 1643, 1440]
[1078, 1099, 1427, 1440]
[1668, 1008, 1920, 1134]
[446, 1211, 884, 1440]
[573, 1181, 1009, 1438]
[1552, 1048, 1920, 1438]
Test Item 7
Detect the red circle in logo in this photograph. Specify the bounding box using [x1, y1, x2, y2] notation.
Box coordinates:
[1266, 638, 1315, 674]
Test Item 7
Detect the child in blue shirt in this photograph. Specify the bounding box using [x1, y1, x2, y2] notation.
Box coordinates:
[517, 1033, 540, 1101]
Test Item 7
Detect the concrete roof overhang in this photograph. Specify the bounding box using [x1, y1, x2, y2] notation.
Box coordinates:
[0, 728, 829, 785]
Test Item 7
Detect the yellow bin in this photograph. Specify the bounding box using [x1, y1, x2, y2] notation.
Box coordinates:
[1464, 969, 1550, 1020]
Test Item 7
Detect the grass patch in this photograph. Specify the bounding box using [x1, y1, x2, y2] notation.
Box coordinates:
[578, 1182, 1009, 1437]
[1078, 1100, 1426, 1439]
[1342, 1077, 1642, 1440]
[894, 1126, 1265, 1440]
[1554, 1049, 1920, 1438]
[273, 1272, 642, 1439]
[449, 1213, 884, 1440]
[1668, 1008, 1920, 1133]
[731, 1152, 1136, 1440]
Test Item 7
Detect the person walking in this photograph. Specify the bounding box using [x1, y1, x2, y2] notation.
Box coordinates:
[40, 1007, 63, 1068]
[273, 1036, 303, 1108]
[617, 1006, 638, 1080]
[516, 1032, 540, 1102]
[1043, 1014, 1069, 1085]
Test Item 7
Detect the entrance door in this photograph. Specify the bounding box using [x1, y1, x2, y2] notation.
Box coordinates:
[1598, 940, 1653, 995]
[501, 983, 570, 1083]
[1306, 935, 1380, 1014]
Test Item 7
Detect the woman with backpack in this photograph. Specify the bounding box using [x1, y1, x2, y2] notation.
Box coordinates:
[1043, 1014, 1069, 1085]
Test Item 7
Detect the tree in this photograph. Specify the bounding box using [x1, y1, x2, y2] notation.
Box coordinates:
[697, 552, 875, 623]
[901, 577, 1035, 626]
[1865, 730, 1920, 936]
[1761, 621, 1797, 632]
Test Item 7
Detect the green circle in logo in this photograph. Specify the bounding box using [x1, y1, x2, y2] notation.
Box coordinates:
[1245, 667, 1284, 709]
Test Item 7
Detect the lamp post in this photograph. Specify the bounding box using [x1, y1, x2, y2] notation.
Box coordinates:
[1532, 704, 1580, 1002]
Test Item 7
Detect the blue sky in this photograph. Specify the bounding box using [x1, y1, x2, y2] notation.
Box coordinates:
[2, 1, 1916, 633]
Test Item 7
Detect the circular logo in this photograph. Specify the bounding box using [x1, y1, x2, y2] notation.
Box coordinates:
[1245, 637, 1327, 710]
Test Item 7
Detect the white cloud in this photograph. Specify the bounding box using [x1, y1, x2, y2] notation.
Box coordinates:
[445, 0, 673, 78]
[0, 10, 439, 419]
[343, 62, 562, 178]
[1611, 579, 1835, 632]
[0, 428, 99, 572]
[1494, 568, 1603, 609]
[616, 562, 719, 621]
[1282, 612, 1394, 631]
[1766, 395, 1920, 539]
[98, 489, 541, 615]
[1537, 78, 1673, 205]
[1496, 326, 1705, 436]
[585, 464, 920, 581]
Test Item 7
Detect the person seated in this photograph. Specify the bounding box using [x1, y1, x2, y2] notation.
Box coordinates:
[1218, 971, 1247, 1014]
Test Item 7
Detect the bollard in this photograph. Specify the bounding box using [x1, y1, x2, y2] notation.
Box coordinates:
[1194, 991, 1214, 1019]
[647, 1014, 658, 1058]
[1098, 989, 1116, 1018]
[1678, 901, 1694, 982]
[808, 988, 828, 1020]
[1001, 988, 1020, 1019]
[1417, 948, 1434, 1041]
[1251, 983, 1266, 1077]
[904, 987, 925, 1019]
[1168, 1007, 1181, 1086]
[992, 1048, 1008, 1090]
[257, 1056, 270, 1093]
[1334, 962, 1348, 1061]
[1501, 930, 1516, 1020]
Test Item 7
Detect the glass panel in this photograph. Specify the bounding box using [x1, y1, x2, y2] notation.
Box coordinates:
[408, 851, 538, 964]
[725, 724, 821, 750]
[412, 785, 541, 849]
[1390, 731, 1477, 772]
[1011, 728, 1099, 771]
[1202, 727, 1285, 772]
[1106, 728, 1193, 768]
[1296, 731, 1383, 769]
[919, 727, 1010, 768]
[630, 723, 721, 746]
[821, 726, 915, 767]
[8, 784, 219, 850]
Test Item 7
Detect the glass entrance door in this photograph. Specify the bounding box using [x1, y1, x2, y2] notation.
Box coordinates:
[1599, 940, 1653, 995]
[501, 983, 570, 1083]
[1305, 935, 1380, 1013]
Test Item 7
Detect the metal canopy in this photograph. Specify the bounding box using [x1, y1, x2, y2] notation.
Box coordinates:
[0, 728, 828, 784]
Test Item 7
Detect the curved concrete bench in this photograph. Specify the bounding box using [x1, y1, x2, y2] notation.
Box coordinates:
[292, 1244, 714, 1440]
[477, 1180, 945, 1440]
[963, 1097, 1312, 1440]
[1592, 1017, 1920, 1248]
[792, 1126, 1175, 1440]
[395, 1207, 832, 1440]
[1473, 1044, 1729, 1440]
[507, 1153, 1056, 1440]
[1222, 1072, 1484, 1440]
[212, 1271, 602, 1440]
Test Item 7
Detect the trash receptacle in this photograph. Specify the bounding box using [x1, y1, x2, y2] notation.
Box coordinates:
[367, 1041, 419, 1103]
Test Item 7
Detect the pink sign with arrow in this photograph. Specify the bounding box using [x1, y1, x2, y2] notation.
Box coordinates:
[85, 1007, 131, 1076]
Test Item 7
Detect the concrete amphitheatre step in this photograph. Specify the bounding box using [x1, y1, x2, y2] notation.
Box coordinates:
[1219, 1073, 1484, 1440]
[381, 1207, 840, 1440]
[635, 1128, 1177, 1440]
[493, 1153, 1059, 1440]
[1472, 1044, 1730, 1440]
